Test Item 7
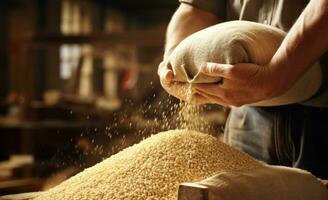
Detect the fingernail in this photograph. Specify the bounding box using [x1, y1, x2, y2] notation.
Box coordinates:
[165, 71, 173, 81]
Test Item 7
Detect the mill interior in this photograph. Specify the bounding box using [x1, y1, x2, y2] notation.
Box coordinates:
[0, 0, 226, 196]
[0, 0, 327, 199]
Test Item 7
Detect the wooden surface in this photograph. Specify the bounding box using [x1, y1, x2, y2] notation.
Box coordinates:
[178, 183, 209, 200]
[0, 192, 43, 200]
[322, 179, 328, 189]
[1, 180, 327, 200]
[0, 178, 42, 197]
[178, 179, 328, 200]
[31, 32, 165, 47]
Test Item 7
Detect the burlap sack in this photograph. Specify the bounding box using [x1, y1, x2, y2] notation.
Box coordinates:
[178, 165, 328, 200]
[160, 21, 322, 106]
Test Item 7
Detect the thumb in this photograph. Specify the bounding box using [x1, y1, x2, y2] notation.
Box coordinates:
[201, 62, 233, 78]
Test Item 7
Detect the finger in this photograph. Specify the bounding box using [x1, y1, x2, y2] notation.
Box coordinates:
[162, 70, 174, 85]
[194, 84, 220, 96]
[218, 79, 238, 89]
[189, 93, 212, 105]
[200, 88, 249, 107]
[197, 91, 229, 107]
[158, 61, 174, 85]
[195, 86, 236, 105]
[200, 62, 234, 78]
[194, 78, 237, 91]
[194, 83, 226, 97]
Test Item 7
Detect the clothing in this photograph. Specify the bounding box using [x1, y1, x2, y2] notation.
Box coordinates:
[224, 105, 328, 179]
[179, 0, 328, 179]
[188, 165, 328, 200]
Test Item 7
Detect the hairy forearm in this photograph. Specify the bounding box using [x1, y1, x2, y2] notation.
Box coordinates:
[269, 0, 328, 94]
[164, 3, 220, 59]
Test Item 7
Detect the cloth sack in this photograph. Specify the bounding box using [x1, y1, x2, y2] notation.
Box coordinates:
[178, 165, 328, 200]
[160, 21, 322, 106]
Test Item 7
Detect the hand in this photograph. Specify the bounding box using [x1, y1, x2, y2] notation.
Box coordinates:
[157, 61, 213, 105]
[194, 62, 284, 107]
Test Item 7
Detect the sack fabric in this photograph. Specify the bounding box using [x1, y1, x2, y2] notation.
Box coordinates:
[181, 165, 328, 200]
[160, 20, 322, 106]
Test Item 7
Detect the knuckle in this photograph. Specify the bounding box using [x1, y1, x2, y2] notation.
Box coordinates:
[225, 65, 235, 75]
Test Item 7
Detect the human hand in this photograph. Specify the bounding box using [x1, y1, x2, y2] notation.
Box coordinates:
[158, 61, 212, 105]
[193, 62, 285, 107]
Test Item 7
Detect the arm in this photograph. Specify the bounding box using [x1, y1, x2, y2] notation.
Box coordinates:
[268, 0, 328, 95]
[158, 3, 220, 104]
[163, 3, 220, 59]
[195, 0, 328, 106]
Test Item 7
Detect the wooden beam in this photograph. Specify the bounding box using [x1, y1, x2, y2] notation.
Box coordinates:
[30, 32, 165, 47]
[0, 4, 9, 99]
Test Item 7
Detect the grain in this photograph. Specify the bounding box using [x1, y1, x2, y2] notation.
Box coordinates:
[35, 129, 261, 200]
[157, 84, 213, 133]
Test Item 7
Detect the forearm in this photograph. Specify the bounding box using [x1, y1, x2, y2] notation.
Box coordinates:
[269, 0, 328, 94]
[164, 3, 220, 59]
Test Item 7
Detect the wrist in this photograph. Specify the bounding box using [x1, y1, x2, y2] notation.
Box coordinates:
[264, 59, 296, 97]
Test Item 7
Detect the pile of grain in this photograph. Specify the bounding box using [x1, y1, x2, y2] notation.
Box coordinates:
[35, 130, 261, 200]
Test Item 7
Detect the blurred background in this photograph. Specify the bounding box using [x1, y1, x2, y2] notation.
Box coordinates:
[0, 0, 226, 195]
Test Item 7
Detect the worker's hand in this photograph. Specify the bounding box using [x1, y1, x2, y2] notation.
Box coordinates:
[158, 61, 211, 105]
[194, 62, 285, 107]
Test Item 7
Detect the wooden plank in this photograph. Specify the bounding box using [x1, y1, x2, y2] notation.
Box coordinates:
[178, 183, 209, 200]
[30, 32, 165, 47]
[321, 179, 328, 189]
[0, 192, 43, 200]
[0, 4, 9, 99]
[0, 178, 42, 197]
[105, 0, 178, 9]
